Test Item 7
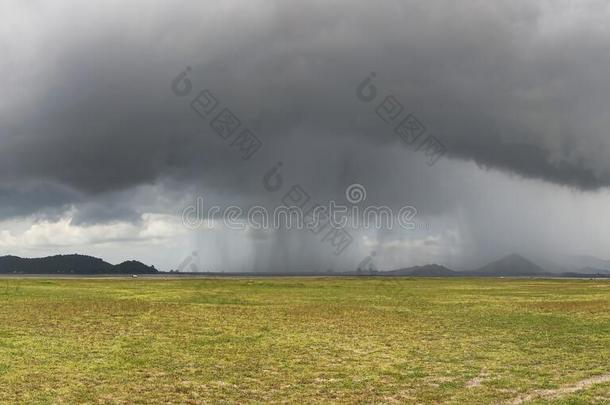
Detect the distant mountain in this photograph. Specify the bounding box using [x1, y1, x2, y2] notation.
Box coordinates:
[0, 254, 158, 274]
[384, 264, 458, 277]
[564, 255, 610, 272]
[468, 254, 549, 276]
[384, 255, 552, 277]
[531, 255, 610, 274]
[113, 260, 158, 274]
[530, 257, 571, 274]
[572, 267, 610, 276]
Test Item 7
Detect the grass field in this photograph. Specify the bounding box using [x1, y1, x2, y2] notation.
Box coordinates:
[0, 277, 609, 404]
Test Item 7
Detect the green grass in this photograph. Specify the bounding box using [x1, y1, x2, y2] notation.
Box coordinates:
[0, 277, 609, 403]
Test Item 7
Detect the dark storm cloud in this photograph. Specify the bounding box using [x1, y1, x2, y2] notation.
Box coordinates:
[2, 0, 610, 222]
[0, 182, 80, 220]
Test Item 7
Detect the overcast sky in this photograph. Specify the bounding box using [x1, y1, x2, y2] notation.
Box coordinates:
[2, 0, 610, 271]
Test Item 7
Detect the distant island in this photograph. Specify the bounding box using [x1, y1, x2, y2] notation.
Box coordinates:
[0, 255, 158, 275]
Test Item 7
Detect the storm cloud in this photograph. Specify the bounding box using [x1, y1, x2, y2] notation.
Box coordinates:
[1, 0, 610, 270]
